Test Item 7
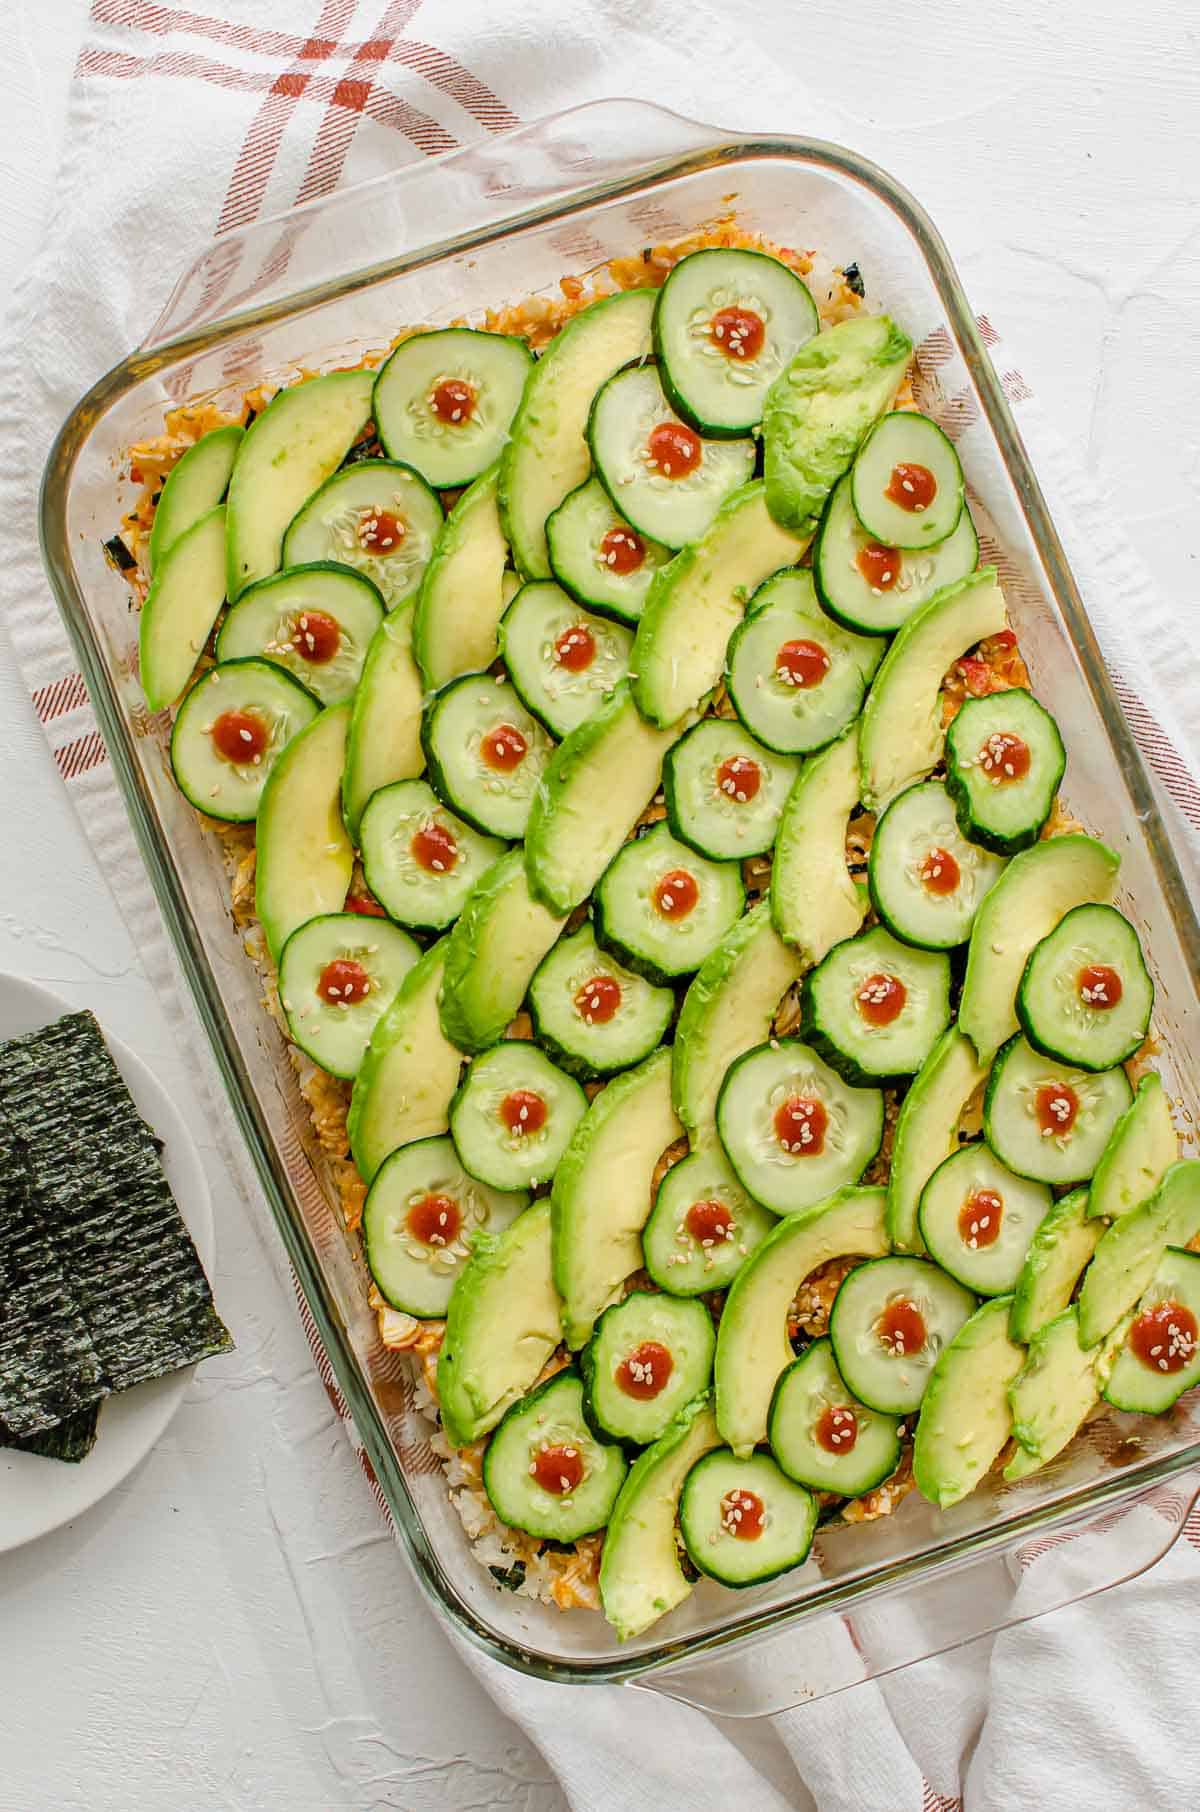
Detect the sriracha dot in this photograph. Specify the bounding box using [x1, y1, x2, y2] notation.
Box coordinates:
[316, 958, 372, 1005]
[774, 1095, 828, 1156]
[616, 1340, 674, 1400]
[815, 1405, 859, 1455]
[1129, 1301, 1199, 1375]
[599, 526, 646, 575]
[406, 1192, 462, 1247]
[429, 378, 476, 424]
[885, 462, 938, 513]
[480, 722, 528, 772]
[1077, 964, 1123, 1011]
[211, 709, 268, 764]
[531, 1444, 584, 1495]
[710, 306, 766, 361]
[573, 974, 622, 1024]
[291, 610, 340, 663]
[645, 420, 702, 479]
[356, 506, 407, 553]
[500, 1089, 547, 1136]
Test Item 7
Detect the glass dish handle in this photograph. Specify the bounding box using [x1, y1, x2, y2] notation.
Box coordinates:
[631, 1483, 1194, 1719]
[143, 99, 724, 352]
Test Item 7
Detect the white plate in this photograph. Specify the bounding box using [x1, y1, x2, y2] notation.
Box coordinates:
[0, 974, 215, 1552]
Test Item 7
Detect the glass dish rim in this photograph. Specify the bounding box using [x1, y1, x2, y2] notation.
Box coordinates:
[37, 99, 1200, 1688]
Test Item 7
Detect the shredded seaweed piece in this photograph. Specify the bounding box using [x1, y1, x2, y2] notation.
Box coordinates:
[842, 261, 866, 298]
[489, 1560, 527, 1591]
[102, 533, 137, 573]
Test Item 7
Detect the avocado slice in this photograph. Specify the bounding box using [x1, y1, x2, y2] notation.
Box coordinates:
[770, 719, 868, 965]
[438, 849, 566, 1055]
[598, 1397, 721, 1640]
[1004, 1306, 1130, 1480]
[139, 505, 228, 713]
[673, 900, 803, 1140]
[225, 368, 374, 599]
[524, 682, 687, 918]
[631, 482, 807, 728]
[412, 463, 510, 689]
[341, 604, 425, 839]
[886, 1027, 988, 1253]
[762, 313, 912, 532]
[714, 1185, 889, 1456]
[1008, 1187, 1102, 1344]
[499, 287, 655, 581]
[436, 1199, 560, 1448]
[347, 940, 463, 1184]
[913, 1296, 1026, 1508]
[148, 423, 242, 575]
[859, 568, 1008, 812]
[958, 834, 1120, 1063]
[1076, 1160, 1200, 1348]
[255, 702, 353, 962]
[1088, 1072, 1179, 1222]
[551, 1047, 681, 1351]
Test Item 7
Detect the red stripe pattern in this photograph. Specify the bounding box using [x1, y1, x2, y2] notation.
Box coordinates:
[32, 670, 89, 723]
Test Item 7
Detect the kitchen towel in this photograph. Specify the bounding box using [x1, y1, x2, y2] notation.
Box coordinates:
[2, 5, 1199, 1810]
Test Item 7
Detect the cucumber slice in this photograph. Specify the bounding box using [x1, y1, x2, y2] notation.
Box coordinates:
[859, 567, 1007, 813]
[169, 657, 319, 822]
[348, 940, 463, 1184]
[913, 1294, 1025, 1507]
[652, 247, 819, 437]
[801, 925, 951, 1086]
[363, 1135, 528, 1318]
[481, 1370, 628, 1541]
[226, 368, 374, 598]
[1089, 1072, 1179, 1222]
[498, 580, 633, 738]
[421, 673, 553, 841]
[545, 477, 671, 624]
[868, 781, 1006, 950]
[813, 472, 979, 635]
[663, 719, 799, 861]
[215, 561, 384, 705]
[768, 1337, 902, 1497]
[524, 682, 685, 918]
[886, 1026, 989, 1253]
[944, 689, 1066, 855]
[528, 922, 673, 1080]
[829, 1255, 976, 1415]
[255, 702, 353, 961]
[850, 412, 964, 549]
[673, 901, 803, 1141]
[500, 287, 655, 582]
[632, 481, 807, 729]
[983, 1034, 1133, 1186]
[281, 460, 443, 610]
[1016, 903, 1153, 1072]
[1008, 1186, 1102, 1344]
[580, 1291, 715, 1446]
[148, 422, 242, 575]
[593, 821, 745, 986]
[770, 719, 868, 966]
[642, 1145, 776, 1296]
[277, 912, 420, 1079]
[679, 1449, 816, 1586]
[140, 505, 228, 712]
[449, 1041, 587, 1192]
[725, 567, 885, 755]
[439, 849, 567, 1056]
[372, 328, 533, 489]
[958, 834, 1120, 1063]
[716, 1039, 884, 1216]
[359, 779, 505, 931]
[411, 464, 510, 690]
[341, 604, 425, 841]
[587, 362, 755, 550]
[917, 1144, 1053, 1296]
[1101, 1247, 1200, 1413]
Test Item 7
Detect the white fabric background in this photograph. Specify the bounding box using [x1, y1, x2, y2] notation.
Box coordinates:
[1, 3, 1199, 1809]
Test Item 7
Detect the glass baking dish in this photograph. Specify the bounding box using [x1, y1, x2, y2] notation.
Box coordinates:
[39, 99, 1200, 1713]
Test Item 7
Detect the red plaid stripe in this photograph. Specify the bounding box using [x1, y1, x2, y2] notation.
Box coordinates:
[32, 671, 89, 723]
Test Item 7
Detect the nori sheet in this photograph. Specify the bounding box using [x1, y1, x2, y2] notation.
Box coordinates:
[0, 1104, 106, 1436]
[0, 1011, 233, 1397]
[0, 1401, 102, 1463]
